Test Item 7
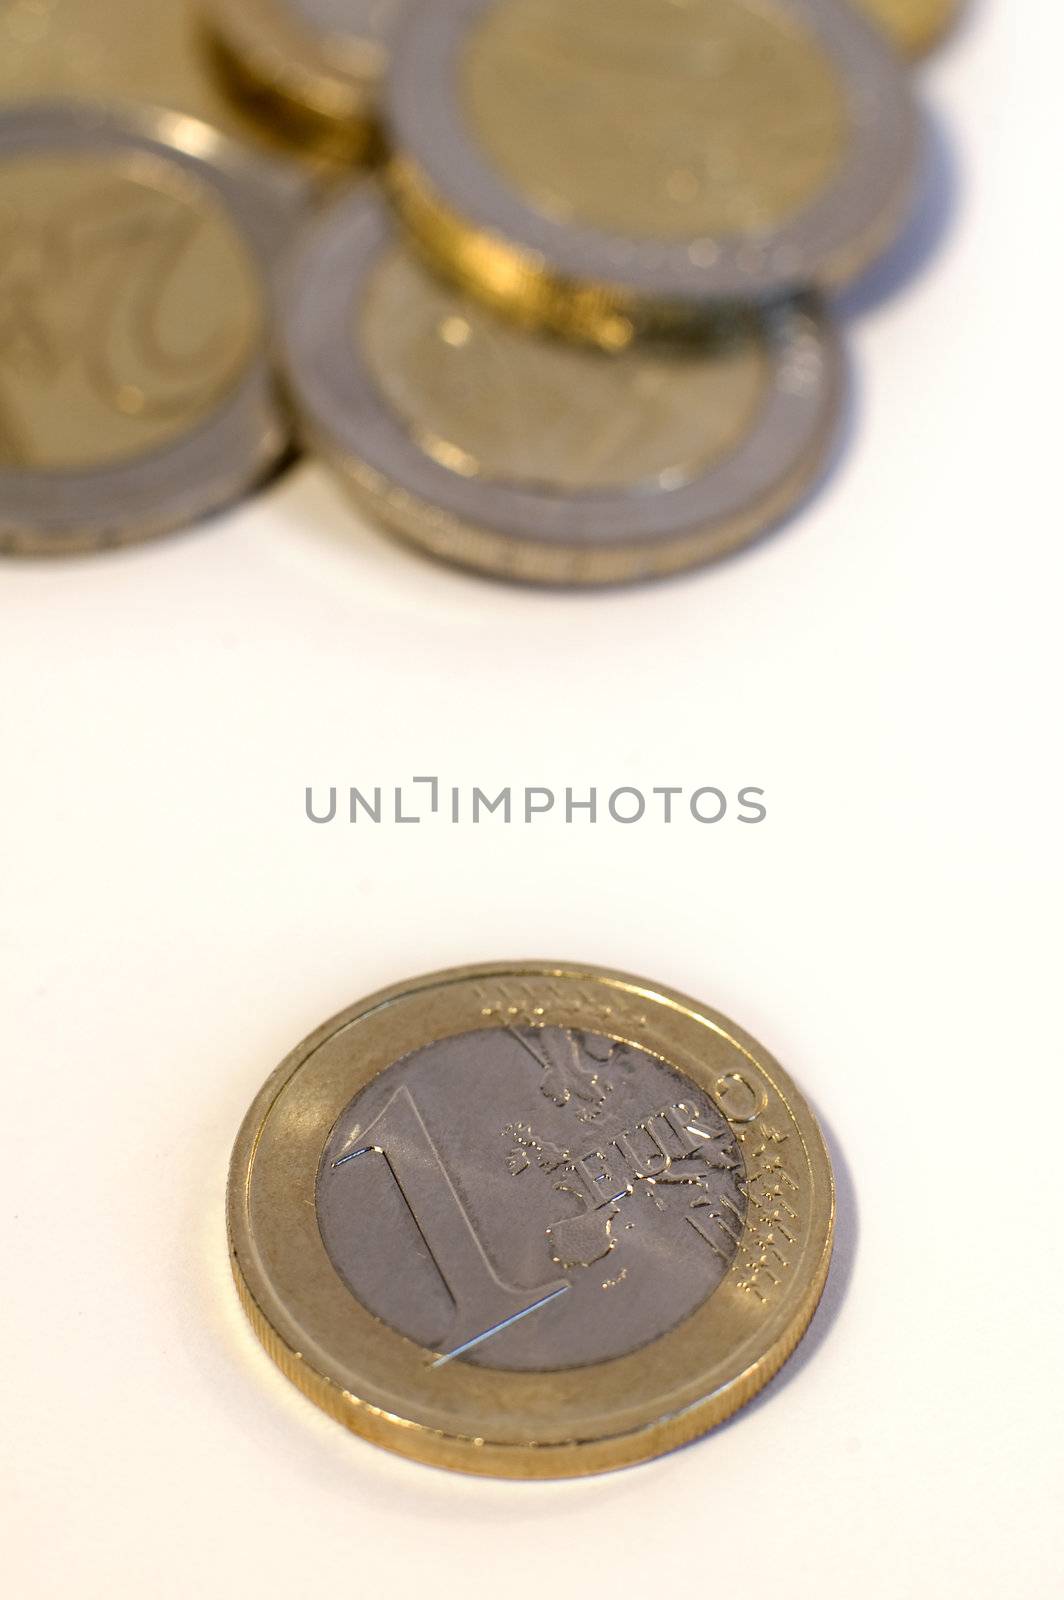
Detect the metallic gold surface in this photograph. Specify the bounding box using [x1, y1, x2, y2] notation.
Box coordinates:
[359, 244, 769, 493]
[853, 0, 962, 58]
[204, 0, 388, 163]
[0, 153, 260, 468]
[0, 0, 339, 166]
[283, 188, 840, 585]
[463, 0, 849, 240]
[228, 962, 835, 1478]
[386, 155, 673, 352]
[386, 0, 918, 340]
[0, 99, 306, 553]
[1, 0, 231, 128]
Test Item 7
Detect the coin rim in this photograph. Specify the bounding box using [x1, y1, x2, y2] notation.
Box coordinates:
[280, 188, 844, 586]
[203, 0, 384, 158]
[859, 0, 964, 59]
[228, 960, 836, 1478]
[386, 0, 920, 319]
[0, 99, 307, 554]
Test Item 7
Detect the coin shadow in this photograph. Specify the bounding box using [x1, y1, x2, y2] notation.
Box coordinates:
[186, 1090, 858, 1515]
[835, 105, 961, 320]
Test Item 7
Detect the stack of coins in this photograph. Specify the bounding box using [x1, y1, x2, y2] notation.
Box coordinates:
[0, 0, 962, 577]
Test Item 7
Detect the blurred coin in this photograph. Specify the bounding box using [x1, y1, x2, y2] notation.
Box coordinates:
[205, 0, 409, 163]
[229, 960, 836, 1477]
[387, 0, 919, 341]
[0, 101, 307, 553]
[281, 188, 842, 585]
[0, 0, 311, 163]
[853, 0, 962, 58]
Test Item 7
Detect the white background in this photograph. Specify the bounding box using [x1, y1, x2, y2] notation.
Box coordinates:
[3, 2, 1062, 1595]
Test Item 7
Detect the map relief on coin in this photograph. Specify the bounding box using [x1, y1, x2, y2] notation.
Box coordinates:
[317, 1025, 749, 1370]
[232, 965, 834, 1473]
[0, 158, 259, 468]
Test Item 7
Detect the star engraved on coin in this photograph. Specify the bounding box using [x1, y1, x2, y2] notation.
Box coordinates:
[228, 962, 836, 1476]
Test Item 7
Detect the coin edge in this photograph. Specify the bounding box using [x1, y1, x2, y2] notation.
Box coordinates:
[226, 960, 837, 1478]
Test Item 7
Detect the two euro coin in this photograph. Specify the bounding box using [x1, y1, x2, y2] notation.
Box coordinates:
[281, 189, 842, 585]
[276, 0, 925, 581]
[0, 101, 306, 553]
[387, 0, 919, 339]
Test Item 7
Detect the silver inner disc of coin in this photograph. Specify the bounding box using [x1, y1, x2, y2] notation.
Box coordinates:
[282, 188, 841, 553]
[317, 1025, 748, 1371]
[387, 0, 918, 301]
[287, 0, 408, 40]
[0, 101, 307, 552]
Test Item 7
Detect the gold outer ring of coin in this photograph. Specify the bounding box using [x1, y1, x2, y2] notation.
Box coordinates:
[854, 0, 964, 59]
[228, 961, 836, 1479]
[203, 0, 384, 162]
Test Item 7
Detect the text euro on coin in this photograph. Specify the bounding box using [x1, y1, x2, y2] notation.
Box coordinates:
[228, 961, 835, 1477]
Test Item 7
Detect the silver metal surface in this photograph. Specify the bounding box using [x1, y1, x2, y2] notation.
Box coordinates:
[387, 0, 920, 303]
[0, 100, 308, 554]
[280, 187, 843, 577]
[287, 0, 407, 39]
[317, 1025, 747, 1370]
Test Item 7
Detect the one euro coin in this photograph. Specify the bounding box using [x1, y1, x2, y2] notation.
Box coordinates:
[228, 961, 836, 1477]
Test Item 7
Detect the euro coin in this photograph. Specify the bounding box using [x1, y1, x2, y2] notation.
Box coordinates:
[228, 961, 836, 1478]
[0, 0, 313, 163]
[205, 0, 410, 162]
[0, 102, 307, 554]
[852, 0, 962, 58]
[386, 0, 920, 339]
[280, 188, 842, 585]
